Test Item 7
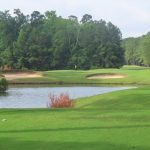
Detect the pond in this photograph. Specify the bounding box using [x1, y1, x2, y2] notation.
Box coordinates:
[0, 86, 132, 108]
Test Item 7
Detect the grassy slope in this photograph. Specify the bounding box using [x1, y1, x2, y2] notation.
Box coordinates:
[1, 66, 150, 149]
[1, 87, 150, 150]
[13, 66, 150, 85]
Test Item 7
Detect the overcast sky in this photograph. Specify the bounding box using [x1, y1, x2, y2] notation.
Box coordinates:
[0, 0, 150, 38]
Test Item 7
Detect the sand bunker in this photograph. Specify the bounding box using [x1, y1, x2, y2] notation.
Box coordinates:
[87, 73, 126, 79]
[3, 72, 42, 80]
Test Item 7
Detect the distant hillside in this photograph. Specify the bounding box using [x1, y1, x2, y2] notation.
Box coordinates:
[122, 33, 150, 67]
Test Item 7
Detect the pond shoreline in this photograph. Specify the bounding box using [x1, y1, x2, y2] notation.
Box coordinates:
[7, 81, 146, 86]
[0, 86, 134, 109]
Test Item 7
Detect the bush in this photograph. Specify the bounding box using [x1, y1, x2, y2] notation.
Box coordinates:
[0, 78, 8, 92]
[47, 93, 73, 108]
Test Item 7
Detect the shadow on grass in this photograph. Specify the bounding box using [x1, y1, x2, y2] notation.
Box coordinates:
[1, 108, 149, 115]
[0, 137, 149, 150]
[1, 124, 150, 133]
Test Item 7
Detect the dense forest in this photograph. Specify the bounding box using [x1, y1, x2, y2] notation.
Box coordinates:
[122, 33, 150, 67]
[0, 9, 124, 70]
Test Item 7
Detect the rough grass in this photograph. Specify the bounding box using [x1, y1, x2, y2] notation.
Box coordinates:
[1, 87, 150, 150]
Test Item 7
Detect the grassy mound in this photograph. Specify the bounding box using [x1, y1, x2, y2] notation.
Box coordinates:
[10, 65, 150, 85]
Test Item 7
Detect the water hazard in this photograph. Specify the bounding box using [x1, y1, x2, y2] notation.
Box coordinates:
[0, 86, 132, 108]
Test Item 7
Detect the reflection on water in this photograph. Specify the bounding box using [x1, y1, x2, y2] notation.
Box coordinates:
[0, 92, 9, 96]
[0, 86, 132, 108]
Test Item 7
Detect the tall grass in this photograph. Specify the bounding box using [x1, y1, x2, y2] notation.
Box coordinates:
[48, 93, 73, 108]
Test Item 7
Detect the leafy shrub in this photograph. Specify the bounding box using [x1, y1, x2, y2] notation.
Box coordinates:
[0, 78, 8, 92]
[48, 93, 73, 108]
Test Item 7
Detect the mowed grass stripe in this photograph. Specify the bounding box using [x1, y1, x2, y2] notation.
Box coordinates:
[0, 86, 150, 150]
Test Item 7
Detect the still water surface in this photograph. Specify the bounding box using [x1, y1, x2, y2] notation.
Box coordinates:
[0, 86, 131, 108]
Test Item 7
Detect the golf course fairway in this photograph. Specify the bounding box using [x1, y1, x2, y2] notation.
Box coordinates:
[0, 66, 150, 150]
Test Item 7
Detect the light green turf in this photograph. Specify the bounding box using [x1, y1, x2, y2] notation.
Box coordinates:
[1, 87, 150, 150]
[13, 65, 150, 85]
[1, 66, 150, 149]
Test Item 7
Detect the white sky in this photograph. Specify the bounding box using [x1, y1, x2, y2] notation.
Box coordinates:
[0, 0, 150, 38]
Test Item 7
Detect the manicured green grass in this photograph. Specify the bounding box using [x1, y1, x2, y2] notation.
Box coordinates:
[1, 66, 150, 149]
[1, 87, 150, 150]
[14, 65, 150, 85]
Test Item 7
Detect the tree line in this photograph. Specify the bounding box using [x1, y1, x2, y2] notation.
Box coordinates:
[0, 9, 124, 70]
[122, 33, 150, 67]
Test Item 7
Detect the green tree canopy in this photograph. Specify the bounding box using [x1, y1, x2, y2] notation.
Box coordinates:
[0, 10, 124, 70]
